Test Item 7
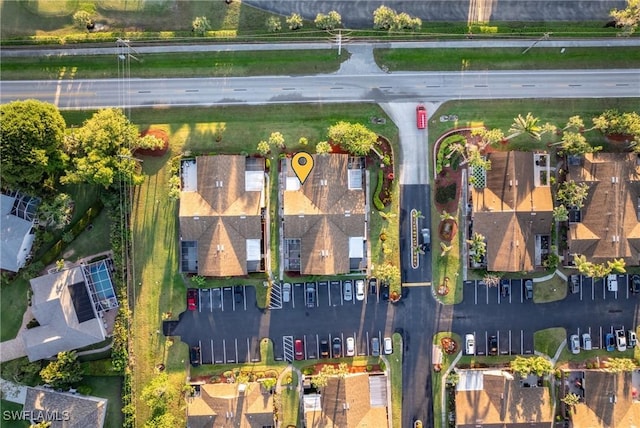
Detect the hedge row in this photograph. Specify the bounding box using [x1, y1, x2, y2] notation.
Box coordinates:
[373, 170, 385, 211]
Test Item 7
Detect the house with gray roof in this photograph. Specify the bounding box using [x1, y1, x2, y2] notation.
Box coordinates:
[23, 386, 107, 428]
[0, 190, 40, 272]
[22, 260, 117, 361]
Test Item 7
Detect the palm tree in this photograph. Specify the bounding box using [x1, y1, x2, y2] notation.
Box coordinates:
[553, 205, 569, 222]
[563, 115, 585, 132]
[607, 258, 626, 274]
[561, 392, 581, 409]
[440, 242, 452, 257]
[467, 232, 487, 264]
[552, 132, 601, 156]
[378, 211, 397, 221]
[507, 112, 542, 141]
[440, 210, 455, 221]
[412, 210, 424, 219]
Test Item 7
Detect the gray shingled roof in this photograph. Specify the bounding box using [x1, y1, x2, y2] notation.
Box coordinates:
[23, 386, 107, 428]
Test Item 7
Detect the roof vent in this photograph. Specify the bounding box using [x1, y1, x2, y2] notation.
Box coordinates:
[217, 245, 225, 251]
[194, 216, 200, 220]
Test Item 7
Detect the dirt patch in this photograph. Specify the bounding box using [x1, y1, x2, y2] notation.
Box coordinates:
[440, 337, 457, 355]
[435, 168, 461, 213]
[439, 219, 458, 242]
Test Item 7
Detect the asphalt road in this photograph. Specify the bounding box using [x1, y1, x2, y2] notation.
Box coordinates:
[2, 69, 639, 109]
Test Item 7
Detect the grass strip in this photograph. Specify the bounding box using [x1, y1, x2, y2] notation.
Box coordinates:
[0, 50, 346, 80]
[534, 327, 567, 357]
[389, 333, 403, 428]
[375, 47, 640, 71]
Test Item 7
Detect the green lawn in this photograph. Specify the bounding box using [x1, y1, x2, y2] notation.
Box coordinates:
[534, 327, 567, 358]
[80, 376, 124, 428]
[389, 333, 403, 428]
[533, 275, 567, 303]
[61, 209, 111, 263]
[280, 370, 299, 428]
[0, 276, 29, 341]
[375, 47, 640, 72]
[431, 203, 462, 304]
[0, 50, 347, 80]
[0, 400, 30, 428]
[432, 332, 462, 428]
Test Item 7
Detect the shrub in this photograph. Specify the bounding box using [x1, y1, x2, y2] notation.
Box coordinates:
[373, 170, 385, 210]
[435, 183, 457, 204]
[266, 17, 282, 32]
[286, 13, 303, 30]
[26, 319, 40, 329]
[379, 361, 386, 371]
[436, 134, 466, 174]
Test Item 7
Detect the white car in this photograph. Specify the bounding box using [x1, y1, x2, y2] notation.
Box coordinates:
[343, 280, 353, 301]
[628, 330, 637, 348]
[607, 274, 618, 292]
[570, 334, 580, 354]
[282, 283, 291, 303]
[355, 279, 365, 301]
[384, 337, 393, 355]
[465, 334, 475, 355]
[346, 337, 355, 356]
[582, 333, 592, 351]
[615, 328, 627, 351]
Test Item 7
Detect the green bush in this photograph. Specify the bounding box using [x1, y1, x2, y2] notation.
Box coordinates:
[435, 183, 457, 204]
[76, 384, 92, 395]
[373, 170, 385, 211]
[436, 134, 466, 174]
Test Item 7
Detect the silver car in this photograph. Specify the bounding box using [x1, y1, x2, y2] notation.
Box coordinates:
[343, 280, 353, 301]
[570, 334, 580, 354]
[582, 333, 592, 351]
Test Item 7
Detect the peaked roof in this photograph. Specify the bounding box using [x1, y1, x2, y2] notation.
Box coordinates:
[283, 154, 366, 275]
[24, 386, 107, 428]
[567, 152, 640, 265]
[0, 192, 38, 272]
[23, 267, 105, 362]
[471, 151, 553, 272]
[186, 382, 274, 428]
[455, 370, 553, 427]
[572, 371, 640, 427]
[179, 156, 264, 277]
[305, 373, 388, 428]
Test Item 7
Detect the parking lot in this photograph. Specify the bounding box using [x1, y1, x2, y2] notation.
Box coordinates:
[196, 285, 254, 313]
[270, 278, 382, 310]
[274, 330, 386, 362]
[565, 273, 637, 302]
[194, 336, 262, 365]
[463, 329, 535, 356]
[462, 279, 535, 305]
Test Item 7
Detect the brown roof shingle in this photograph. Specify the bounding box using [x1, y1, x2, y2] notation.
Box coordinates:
[568, 152, 640, 265]
[179, 156, 264, 277]
[471, 152, 553, 272]
[284, 154, 366, 275]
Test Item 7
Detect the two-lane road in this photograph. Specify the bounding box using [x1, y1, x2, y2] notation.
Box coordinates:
[1, 69, 639, 109]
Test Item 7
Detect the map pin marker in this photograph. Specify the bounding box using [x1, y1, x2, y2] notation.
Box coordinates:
[292, 152, 314, 185]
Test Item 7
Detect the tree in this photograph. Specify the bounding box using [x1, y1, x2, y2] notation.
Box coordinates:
[311, 363, 348, 389]
[266, 16, 282, 32]
[286, 13, 303, 30]
[315, 141, 332, 155]
[38, 193, 74, 230]
[61, 108, 143, 188]
[467, 232, 486, 264]
[55, 259, 65, 271]
[440, 242, 453, 257]
[483, 273, 500, 288]
[509, 355, 553, 377]
[192, 16, 211, 35]
[144, 412, 178, 428]
[0, 100, 66, 191]
[298, 137, 308, 146]
[610, 0, 640, 35]
[604, 357, 637, 372]
[607, 258, 626, 273]
[561, 392, 581, 408]
[141, 372, 178, 414]
[257, 140, 270, 156]
[327, 121, 377, 155]
[136, 135, 165, 151]
[73, 10, 93, 29]
[467, 147, 492, 171]
[552, 205, 569, 222]
[564, 115, 585, 132]
[373, 263, 401, 290]
[373, 5, 396, 30]
[557, 180, 589, 209]
[268, 132, 285, 149]
[30, 421, 52, 428]
[440, 210, 455, 221]
[412, 210, 424, 219]
[315, 11, 341, 30]
[471, 127, 505, 149]
[507, 112, 542, 141]
[553, 132, 601, 156]
[573, 254, 594, 277]
[39, 351, 82, 389]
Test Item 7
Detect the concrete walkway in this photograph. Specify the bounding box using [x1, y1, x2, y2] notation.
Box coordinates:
[0, 378, 27, 404]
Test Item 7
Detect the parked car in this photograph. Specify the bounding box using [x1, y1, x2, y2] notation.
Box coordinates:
[607, 274, 618, 292]
[294, 339, 304, 360]
[421, 228, 431, 251]
[371, 337, 380, 356]
[380, 282, 390, 301]
[332, 337, 342, 358]
[569, 275, 580, 294]
[615, 328, 627, 351]
[500, 279, 511, 297]
[187, 288, 198, 311]
[343, 280, 353, 301]
[320, 340, 330, 358]
[570, 334, 580, 354]
[369, 277, 377, 295]
[190, 346, 201, 366]
[355, 279, 365, 301]
[582, 333, 592, 351]
[524, 280, 534, 300]
[416, 105, 427, 129]
[346, 337, 355, 356]
[606, 333, 616, 351]
[627, 330, 637, 348]
[465, 334, 475, 355]
[489, 336, 498, 356]
[306, 285, 316, 308]
[630, 274, 640, 294]
[282, 283, 291, 303]
[384, 337, 393, 355]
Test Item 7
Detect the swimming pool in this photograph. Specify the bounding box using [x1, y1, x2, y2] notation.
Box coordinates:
[84, 259, 118, 312]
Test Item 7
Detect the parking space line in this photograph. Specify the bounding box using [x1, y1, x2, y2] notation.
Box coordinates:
[211, 340, 215, 364]
[223, 339, 227, 363]
[353, 331, 357, 355]
[520, 330, 524, 355]
[508, 330, 512, 354]
[340, 283, 344, 306]
[316, 334, 320, 358]
[497, 285, 501, 304]
[246, 338, 250, 362]
[485, 331, 488, 355]
[243, 286, 247, 310]
[328, 282, 332, 306]
[599, 326, 603, 348]
[304, 334, 308, 359]
[315, 283, 319, 307]
[220, 289, 225, 311]
[366, 331, 370, 355]
[474, 281, 478, 305]
[198, 340, 202, 365]
[580, 276, 583, 301]
[497, 331, 500, 354]
[486, 284, 489, 305]
[602, 280, 606, 300]
[232, 289, 236, 311]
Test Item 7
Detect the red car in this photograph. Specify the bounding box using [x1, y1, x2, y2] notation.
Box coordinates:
[416, 105, 427, 129]
[294, 339, 304, 360]
[187, 288, 198, 311]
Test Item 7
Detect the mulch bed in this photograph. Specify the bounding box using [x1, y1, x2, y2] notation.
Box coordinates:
[135, 128, 169, 157]
[435, 167, 462, 213]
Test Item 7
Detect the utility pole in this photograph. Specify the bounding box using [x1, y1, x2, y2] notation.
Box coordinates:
[522, 32, 552, 55]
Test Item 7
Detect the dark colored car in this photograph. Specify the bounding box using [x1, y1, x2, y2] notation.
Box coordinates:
[500, 279, 510, 297]
[234, 286, 244, 303]
[630, 274, 640, 294]
[380, 282, 390, 301]
[306, 285, 316, 308]
[190, 346, 201, 366]
[187, 288, 198, 311]
[369, 278, 377, 295]
[320, 340, 330, 358]
[294, 339, 304, 361]
[332, 337, 342, 358]
[489, 336, 498, 356]
[606, 333, 616, 352]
